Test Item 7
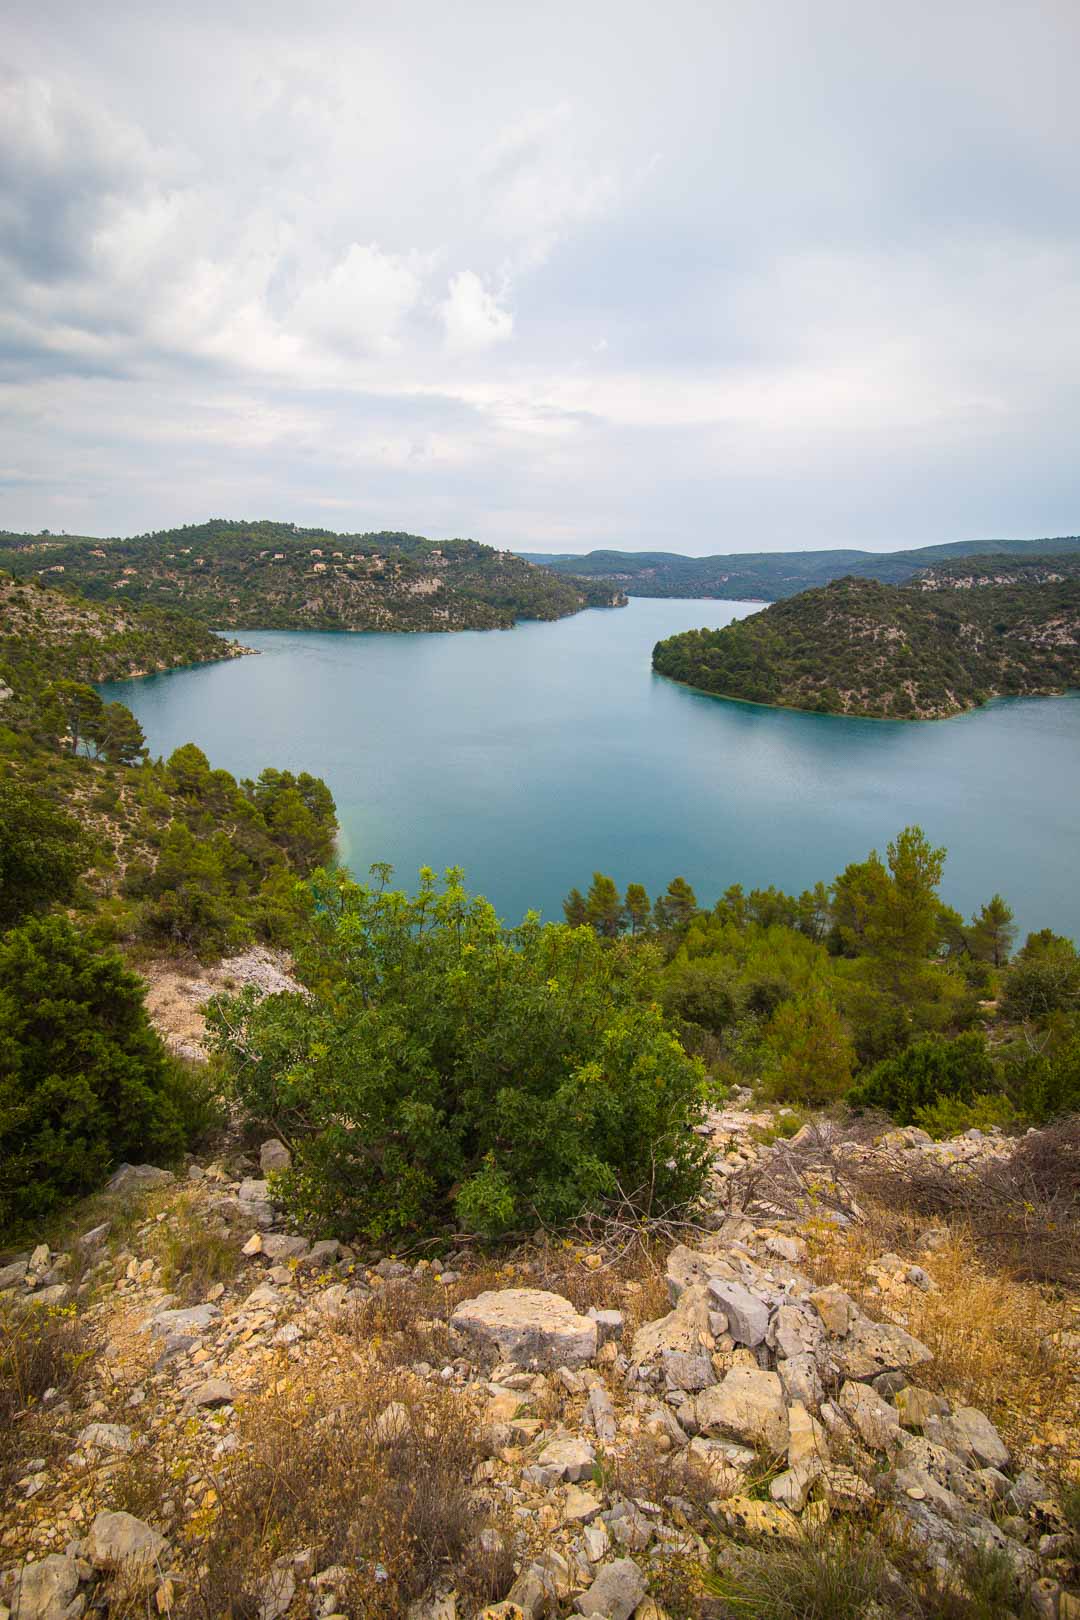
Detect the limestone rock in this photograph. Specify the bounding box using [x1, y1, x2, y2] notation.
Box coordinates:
[630, 1283, 711, 1364]
[525, 1436, 596, 1486]
[260, 1139, 292, 1174]
[778, 1352, 824, 1411]
[665, 1245, 734, 1303]
[831, 1317, 933, 1379]
[86, 1511, 168, 1584]
[695, 1367, 788, 1452]
[450, 1290, 598, 1367]
[148, 1302, 219, 1339]
[706, 1279, 769, 1347]
[186, 1378, 235, 1409]
[585, 1386, 617, 1443]
[808, 1284, 856, 1337]
[574, 1557, 646, 1618]
[926, 1406, 1009, 1471]
[5, 1554, 81, 1619]
[77, 1422, 132, 1455]
[715, 1496, 800, 1541]
[106, 1164, 173, 1195]
[895, 1385, 950, 1429]
[838, 1380, 901, 1450]
[260, 1234, 309, 1262]
[257, 1564, 296, 1620]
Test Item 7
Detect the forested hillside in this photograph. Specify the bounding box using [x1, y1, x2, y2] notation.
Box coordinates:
[0, 521, 625, 632]
[522, 534, 1080, 600]
[652, 574, 1080, 719]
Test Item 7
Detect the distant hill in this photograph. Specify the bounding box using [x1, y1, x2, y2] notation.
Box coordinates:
[0, 521, 625, 633]
[518, 535, 1080, 600]
[652, 573, 1080, 720]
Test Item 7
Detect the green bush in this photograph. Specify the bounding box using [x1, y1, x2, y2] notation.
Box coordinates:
[848, 1030, 997, 1124]
[0, 779, 90, 930]
[207, 867, 709, 1241]
[1001, 932, 1080, 1021]
[0, 916, 185, 1228]
[913, 1091, 1019, 1139]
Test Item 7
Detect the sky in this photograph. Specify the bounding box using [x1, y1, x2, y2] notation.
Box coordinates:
[2, 0, 1078, 553]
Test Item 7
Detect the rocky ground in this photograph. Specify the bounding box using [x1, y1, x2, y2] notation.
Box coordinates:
[139, 948, 300, 1061]
[2, 1105, 1078, 1620]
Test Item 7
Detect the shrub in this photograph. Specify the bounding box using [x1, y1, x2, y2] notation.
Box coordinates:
[848, 1031, 997, 1124]
[0, 778, 90, 930]
[1001, 931, 1080, 1021]
[0, 916, 185, 1228]
[912, 1091, 1018, 1139]
[758, 993, 856, 1105]
[207, 866, 709, 1241]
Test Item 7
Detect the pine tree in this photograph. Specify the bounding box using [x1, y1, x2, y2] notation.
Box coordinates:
[585, 872, 625, 938]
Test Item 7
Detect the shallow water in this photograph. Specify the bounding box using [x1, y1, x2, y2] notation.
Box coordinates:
[99, 598, 1080, 940]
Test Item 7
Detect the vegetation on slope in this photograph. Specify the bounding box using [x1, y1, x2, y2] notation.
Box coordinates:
[0, 520, 625, 632]
[0, 573, 248, 688]
[523, 533, 1080, 600]
[652, 574, 1080, 718]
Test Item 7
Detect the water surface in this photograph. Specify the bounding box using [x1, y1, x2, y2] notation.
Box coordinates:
[99, 599, 1080, 940]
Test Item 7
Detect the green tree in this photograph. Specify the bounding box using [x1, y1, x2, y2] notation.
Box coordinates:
[760, 993, 856, 1105]
[562, 887, 587, 927]
[90, 701, 147, 766]
[1001, 932, 1080, 1020]
[0, 780, 90, 931]
[968, 894, 1016, 968]
[207, 867, 708, 1240]
[585, 872, 625, 938]
[624, 883, 651, 935]
[654, 876, 698, 932]
[0, 916, 184, 1225]
[862, 827, 946, 997]
[41, 679, 103, 755]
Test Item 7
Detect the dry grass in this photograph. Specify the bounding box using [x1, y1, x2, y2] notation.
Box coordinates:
[0, 1301, 93, 1500]
[174, 1369, 512, 1619]
[146, 1194, 239, 1304]
[807, 1215, 1079, 1458]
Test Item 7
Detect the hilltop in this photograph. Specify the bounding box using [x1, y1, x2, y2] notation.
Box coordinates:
[0, 520, 625, 633]
[521, 534, 1080, 601]
[652, 573, 1080, 719]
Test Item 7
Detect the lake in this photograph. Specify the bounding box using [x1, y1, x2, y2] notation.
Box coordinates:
[98, 598, 1080, 941]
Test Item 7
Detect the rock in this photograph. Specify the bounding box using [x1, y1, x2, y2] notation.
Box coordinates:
[659, 1351, 714, 1391]
[630, 1284, 712, 1364]
[563, 1485, 603, 1524]
[238, 1178, 271, 1204]
[665, 1245, 732, 1302]
[77, 1223, 111, 1253]
[808, 1284, 856, 1337]
[585, 1386, 617, 1443]
[242, 1233, 264, 1257]
[587, 1309, 624, 1345]
[148, 1303, 219, 1339]
[86, 1511, 168, 1584]
[187, 1378, 235, 1408]
[582, 1521, 610, 1562]
[508, 1551, 573, 1616]
[832, 1317, 933, 1379]
[605, 1500, 653, 1551]
[715, 1496, 800, 1541]
[299, 1240, 342, 1268]
[838, 1381, 901, 1450]
[260, 1235, 309, 1262]
[257, 1564, 296, 1620]
[260, 1140, 292, 1174]
[706, 1279, 769, 1347]
[450, 1290, 598, 1367]
[778, 1352, 824, 1411]
[0, 1257, 28, 1290]
[765, 1234, 806, 1264]
[769, 1303, 825, 1363]
[5, 1554, 81, 1619]
[77, 1422, 132, 1454]
[373, 1401, 412, 1444]
[695, 1367, 789, 1453]
[926, 1406, 1010, 1471]
[787, 1400, 829, 1470]
[25, 1285, 71, 1309]
[894, 1385, 949, 1429]
[525, 1436, 596, 1486]
[105, 1164, 173, 1194]
[574, 1556, 646, 1618]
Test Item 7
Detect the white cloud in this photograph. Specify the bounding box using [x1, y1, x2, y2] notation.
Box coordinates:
[439, 270, 513, 354]
[292, 242, 426, 356]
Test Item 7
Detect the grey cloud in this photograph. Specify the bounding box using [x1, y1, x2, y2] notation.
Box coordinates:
[1, 0, 1078, 546]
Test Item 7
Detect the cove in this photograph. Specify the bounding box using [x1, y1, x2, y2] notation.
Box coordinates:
[98, 598, 1080, 942]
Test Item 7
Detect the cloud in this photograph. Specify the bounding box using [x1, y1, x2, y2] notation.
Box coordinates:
[439, 270, 513, 354]
[0, 0, 1078, 547]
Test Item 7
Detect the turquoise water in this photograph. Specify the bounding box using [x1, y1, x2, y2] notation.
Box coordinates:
[98, 599, 1080, 941]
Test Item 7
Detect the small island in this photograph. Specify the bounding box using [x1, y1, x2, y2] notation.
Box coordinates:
[652, 563, 1080, 719]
